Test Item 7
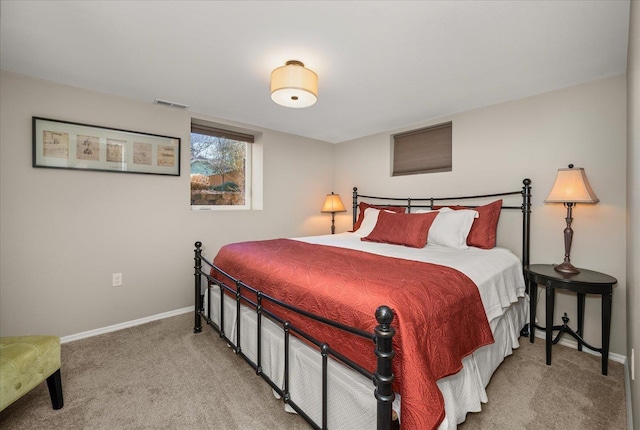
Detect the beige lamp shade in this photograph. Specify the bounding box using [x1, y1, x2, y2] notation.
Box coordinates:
[321, 193, 346, 213]
[271, 60, 318, 108]
[545, 167, 599, 204]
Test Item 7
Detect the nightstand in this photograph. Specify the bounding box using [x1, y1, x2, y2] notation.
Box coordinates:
[525, 264, 617, 375]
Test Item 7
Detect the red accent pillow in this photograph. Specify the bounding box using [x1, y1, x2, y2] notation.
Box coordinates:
[362, 211, 438, 248]
[353, 202, 405, 231]
[434, 199, 502, 249]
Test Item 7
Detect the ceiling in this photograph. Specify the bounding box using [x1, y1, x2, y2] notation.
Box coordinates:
[0, 1, 630, 144]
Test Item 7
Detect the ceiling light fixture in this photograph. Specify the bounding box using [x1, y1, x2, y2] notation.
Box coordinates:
[270, 60, 318, 108]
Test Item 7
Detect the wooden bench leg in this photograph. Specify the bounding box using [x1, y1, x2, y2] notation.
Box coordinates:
[46, 369, 64, 410]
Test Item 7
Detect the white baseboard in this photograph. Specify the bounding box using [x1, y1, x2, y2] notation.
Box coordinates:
[60, 306, 194, 344]
[533, 328, 626, 364]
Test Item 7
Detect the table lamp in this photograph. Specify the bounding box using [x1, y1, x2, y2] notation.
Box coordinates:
[321, 192, 346, 234]
[544, 164, 599, 274]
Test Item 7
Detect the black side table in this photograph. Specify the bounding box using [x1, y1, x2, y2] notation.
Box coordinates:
[525, 264, 617, 375]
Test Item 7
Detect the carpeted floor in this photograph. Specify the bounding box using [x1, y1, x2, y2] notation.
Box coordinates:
[460, 331, 627, 430]
[0, 312, 626, 429]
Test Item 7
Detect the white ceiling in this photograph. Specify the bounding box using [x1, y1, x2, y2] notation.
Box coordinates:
[0, 1, 630, 143]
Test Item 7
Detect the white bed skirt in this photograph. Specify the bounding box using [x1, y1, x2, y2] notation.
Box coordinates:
[203, 288, 528, 429]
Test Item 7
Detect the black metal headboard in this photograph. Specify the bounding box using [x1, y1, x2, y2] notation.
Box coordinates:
[352, 178, 532, 269]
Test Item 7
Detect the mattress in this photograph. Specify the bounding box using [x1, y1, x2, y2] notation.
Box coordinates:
[202, 233, 528, 429]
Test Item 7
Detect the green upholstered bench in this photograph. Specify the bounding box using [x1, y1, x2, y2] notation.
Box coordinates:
[0, 335, 63, 412]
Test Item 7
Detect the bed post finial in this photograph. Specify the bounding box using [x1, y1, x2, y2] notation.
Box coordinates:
[375, 305, 393, 325]
[374, 305, 395, 430]
[194, 241, 203, 333]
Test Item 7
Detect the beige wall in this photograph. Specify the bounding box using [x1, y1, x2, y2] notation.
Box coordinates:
[334, 75, 628, 356]
[627, 0, 639, 426]
[0, 71, 334, 337]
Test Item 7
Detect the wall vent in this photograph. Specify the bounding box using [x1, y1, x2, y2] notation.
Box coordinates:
[153, 99, 190, 110]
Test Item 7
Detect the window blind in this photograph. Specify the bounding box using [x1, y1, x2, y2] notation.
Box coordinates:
[392, 122, 452, 176]
[191, 123, 255, 143]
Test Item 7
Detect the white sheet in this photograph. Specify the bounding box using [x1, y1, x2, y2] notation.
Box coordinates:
[203, 233, 528, 429]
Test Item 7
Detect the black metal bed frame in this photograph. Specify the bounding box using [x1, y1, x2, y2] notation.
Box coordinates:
[193, 178, 531, 430]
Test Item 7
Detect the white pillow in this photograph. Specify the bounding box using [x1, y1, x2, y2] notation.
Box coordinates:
[353, 208, 388, 237]
[413, 208, 450, 214]
[416, 208, 478, 249]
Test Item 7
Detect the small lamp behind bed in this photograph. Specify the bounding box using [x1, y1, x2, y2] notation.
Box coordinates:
[545, 164, 599, 274]
[321, 192, 347, 234]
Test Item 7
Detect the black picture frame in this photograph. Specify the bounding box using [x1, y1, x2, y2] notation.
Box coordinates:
[32, 117, 181, 176]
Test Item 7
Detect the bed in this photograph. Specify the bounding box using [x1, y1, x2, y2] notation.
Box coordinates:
[193, 179, 532, 430]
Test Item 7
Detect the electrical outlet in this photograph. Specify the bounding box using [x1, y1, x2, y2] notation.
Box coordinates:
[112, 273, 122, 287]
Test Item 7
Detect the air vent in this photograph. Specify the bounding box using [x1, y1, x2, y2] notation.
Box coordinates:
[153, 99, 190, 110]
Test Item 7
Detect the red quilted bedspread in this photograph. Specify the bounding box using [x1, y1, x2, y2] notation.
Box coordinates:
[212, 239, 494, 430]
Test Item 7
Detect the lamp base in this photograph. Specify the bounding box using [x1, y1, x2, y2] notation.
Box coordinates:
[554, 261, 580, 274]
[554, 202, 580, 275]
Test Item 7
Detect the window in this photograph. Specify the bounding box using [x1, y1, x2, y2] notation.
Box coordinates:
[392, 122, 452, 176]
[190, 122, 254, 210]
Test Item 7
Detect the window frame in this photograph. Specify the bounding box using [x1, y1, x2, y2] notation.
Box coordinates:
[190, 121, 255, 211]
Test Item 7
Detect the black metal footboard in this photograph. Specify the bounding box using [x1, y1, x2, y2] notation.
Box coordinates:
[193, 242, 396, 430]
